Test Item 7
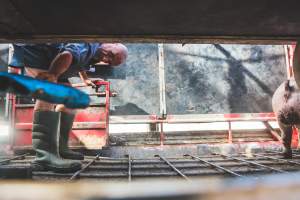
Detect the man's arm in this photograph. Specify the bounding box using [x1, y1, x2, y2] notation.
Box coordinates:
[79, 70, 89, 82]
[78, 70, 97, 87]
[49, 51, 73, 77]
[36, 51, 73, 82]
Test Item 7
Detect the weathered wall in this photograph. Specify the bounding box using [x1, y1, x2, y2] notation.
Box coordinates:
[164, 44, 287, 114]
[84, 44, 160, 115]
[90, 44, 286, 115]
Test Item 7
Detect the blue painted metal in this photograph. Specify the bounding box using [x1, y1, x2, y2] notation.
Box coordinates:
[0, 72, 90, 108]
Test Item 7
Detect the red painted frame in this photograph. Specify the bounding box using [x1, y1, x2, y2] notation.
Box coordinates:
[8, 44, 298, 149]
[11, 80, 111, 150]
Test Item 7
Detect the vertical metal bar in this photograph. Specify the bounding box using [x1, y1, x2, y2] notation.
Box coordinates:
[4, 91, 10, 119]
[104, 82, 110, 147]
[158, 44, 167, 118]
[284, 45, 293, 78]
[155, 155, 190, 180]
[228, 121, 232, 143]
[7, 92, 14, 149]
[160, 122, 164, 146]
[214, 153, 287, 173]
[186, 154, 243, 177]
[127, 154, 132, 182]
[4, 44, 12, 119]
[158, 44, 166, 146]
[6, 44, 13, 149]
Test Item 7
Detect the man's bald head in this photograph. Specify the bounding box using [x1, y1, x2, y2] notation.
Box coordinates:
[99, 43, 128, 66]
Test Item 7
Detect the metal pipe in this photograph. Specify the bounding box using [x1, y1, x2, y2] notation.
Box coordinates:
[155, 155, 190, 180]
[158, 44, 167, 118]
[159, 122, 164, 146]
[109, 115, 276, 124]
[228, 121, 232, 143]
[127, 154, 132, 182]
[70, 154, 100, 180]
[4, 45, 13, 120]
[186, 154, 243, 177]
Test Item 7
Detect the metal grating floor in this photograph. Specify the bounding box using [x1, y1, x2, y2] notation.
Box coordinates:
[1, 150, 300, 181]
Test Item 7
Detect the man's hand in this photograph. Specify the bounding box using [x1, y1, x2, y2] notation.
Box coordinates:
[36, 72, 57, 82]
[84, 79, 104, 88]
[84, 79, 96, 87]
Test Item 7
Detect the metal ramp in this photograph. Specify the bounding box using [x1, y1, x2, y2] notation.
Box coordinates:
[2, 150, 300, 181]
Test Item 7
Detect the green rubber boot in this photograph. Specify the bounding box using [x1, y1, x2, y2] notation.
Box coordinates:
[59, 112, 84, 160]
[31, 111, 82, 173]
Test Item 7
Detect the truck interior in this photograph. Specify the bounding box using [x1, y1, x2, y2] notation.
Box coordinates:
[1, 0, 300, 199]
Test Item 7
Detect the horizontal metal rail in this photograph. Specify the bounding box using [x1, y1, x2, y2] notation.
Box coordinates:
[214, 153, 288, 173]
[155, 155, 190, 180]
[110, 113, 276, 124]
[0, 154, 28, 165]
[186, 154, 243, 177]
[252, 153, 300, 166]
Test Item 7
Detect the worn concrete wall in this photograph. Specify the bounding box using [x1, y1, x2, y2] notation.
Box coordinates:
[88, 44, 286, 115]
[164, 44, 286, 114]
[80, 44, 160, 115]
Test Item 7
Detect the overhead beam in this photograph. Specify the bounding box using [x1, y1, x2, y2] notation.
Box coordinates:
[0, 0, 300, 43]
[0, 35, 299, 44]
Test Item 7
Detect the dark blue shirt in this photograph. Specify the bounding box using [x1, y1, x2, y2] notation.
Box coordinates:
[59, 43, 101, 78]
[10, 43, 101, 80]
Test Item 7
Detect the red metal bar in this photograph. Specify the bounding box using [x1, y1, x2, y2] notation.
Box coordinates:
[104, 81, 110, 146]
[15, 121, 106, 130]
[228, 121, 232, 144]
[110, 113, 277, 124]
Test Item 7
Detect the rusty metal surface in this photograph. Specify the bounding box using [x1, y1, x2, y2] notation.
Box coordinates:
[1, 0, 300, 43]
[3, 149, 300, 181]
